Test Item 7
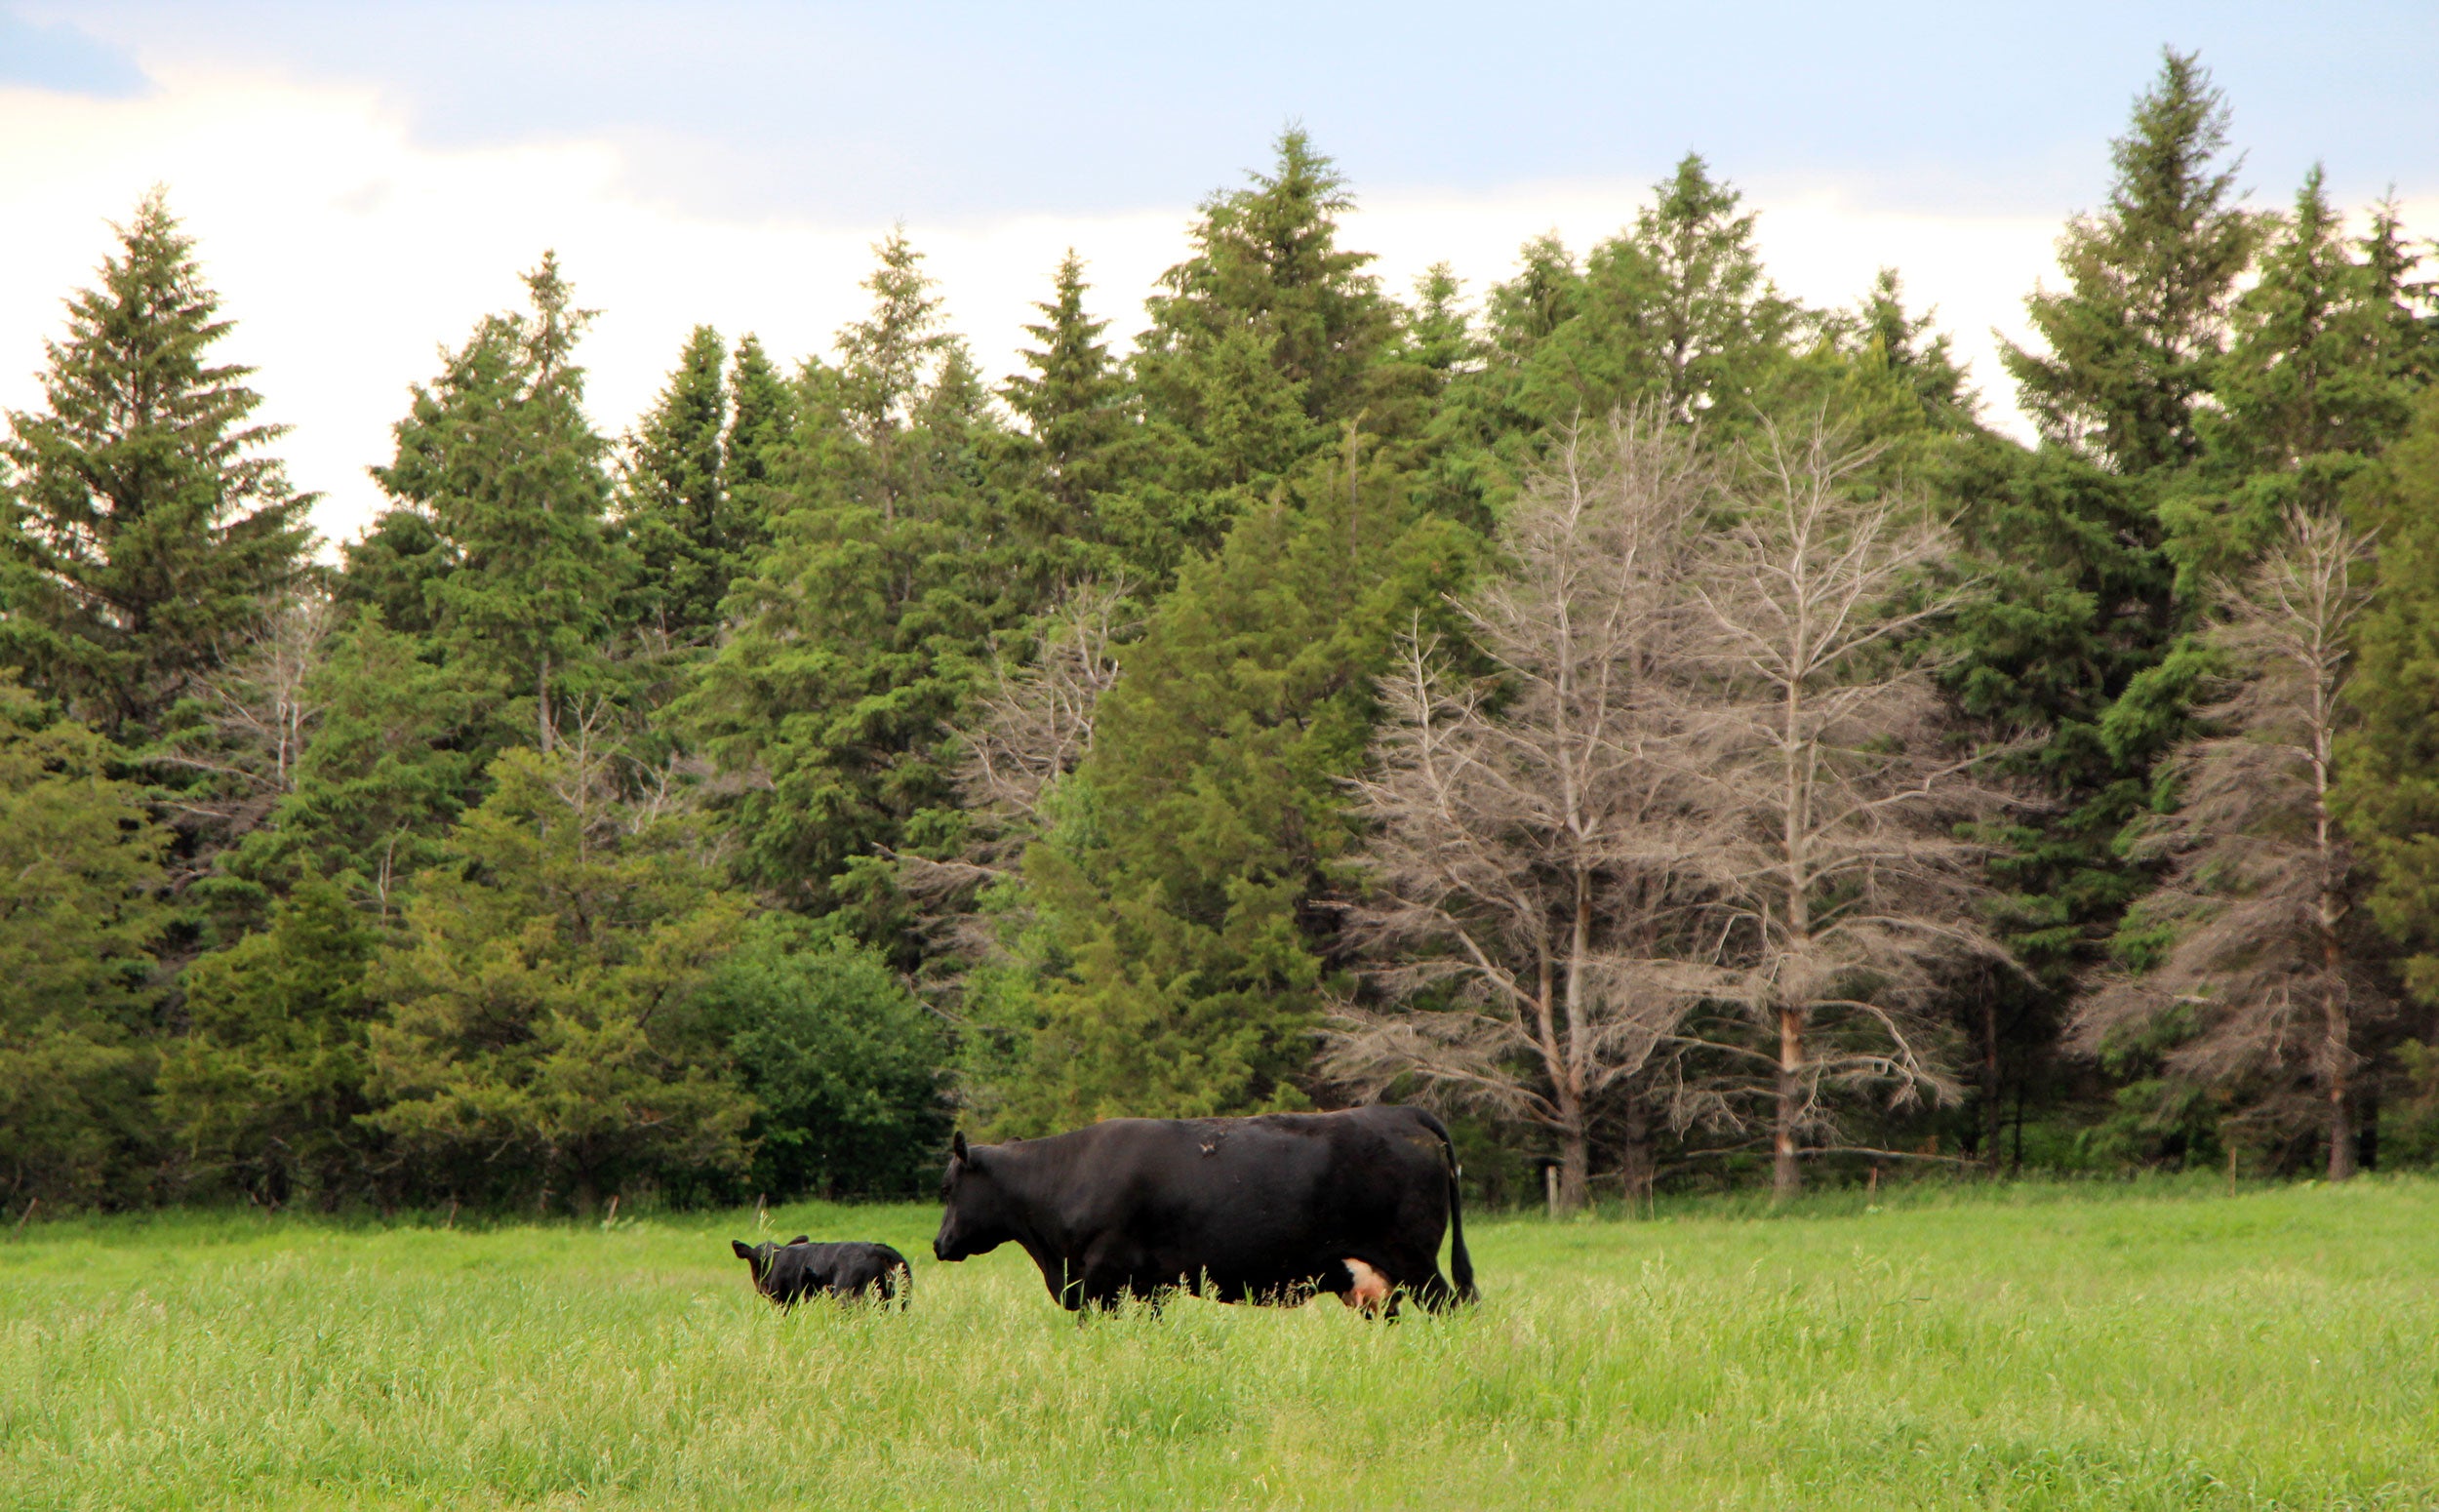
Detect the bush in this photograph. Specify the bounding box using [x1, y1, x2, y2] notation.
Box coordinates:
[699, 917, 949, 1199]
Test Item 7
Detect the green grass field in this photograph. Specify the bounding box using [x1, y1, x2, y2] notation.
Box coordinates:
[4, 1177, 2435, 1509]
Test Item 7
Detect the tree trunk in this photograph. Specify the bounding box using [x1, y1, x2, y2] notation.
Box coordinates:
[1981, 986, 2003, 1173]
[1548, 867, 1594, 1215]
[2327, 1087, 2355, 1183]
[1619, 1085, 1654, 1214]
[537, 651, 554, 755]
[1774, 1005, 1804, 1202]
[1556, 1125, 1590, 1214]
[2323, 933, 2357, 1182]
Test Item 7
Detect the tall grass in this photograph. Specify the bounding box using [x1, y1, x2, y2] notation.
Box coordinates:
[4, 1177, 2434, 1509]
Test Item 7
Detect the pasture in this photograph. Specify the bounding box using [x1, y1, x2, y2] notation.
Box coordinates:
[3, 1178, 2434, 1510]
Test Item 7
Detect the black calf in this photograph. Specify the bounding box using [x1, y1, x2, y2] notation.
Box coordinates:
[732, 1237, 911, 1308]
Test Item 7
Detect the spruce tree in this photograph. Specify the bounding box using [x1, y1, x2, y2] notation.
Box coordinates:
[1418, 234, 1582, 524]
[620, 325, 744, 643]
[1521, 154, 1802, 431]
[721, 332, 794, 563]
[365, 743, 753, 1212]
[2337, 391, 2439, 1011]
[0, 191, 314, 739]
[2003, 50, 2259, 475]
[1848, 269, 1976, 432]
[1483, 234, 1583, 369]
[1406, 263, 1477, 384]
[2360, 198, 2439, 384]
[159, 881, 383, 1206]
[235, 613, 482, 912]
[335, 507, 452, 640]
[835, 228, 960, 523]
[1003, 452, 1475, 1129]
[2162, 168, 2423, 595]
[0, 675, 168, 1205]
[1116, 132, 1404, 572]
[1952, 53, 2259, 1019]
[1140, 129, 1395, 430]
[683, 237, 1044, 927]
[371, 254, 615, 754]
[1003, 250, 1131, 538]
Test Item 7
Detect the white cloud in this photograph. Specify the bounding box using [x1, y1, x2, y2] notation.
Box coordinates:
[12, 67, 2426, 547]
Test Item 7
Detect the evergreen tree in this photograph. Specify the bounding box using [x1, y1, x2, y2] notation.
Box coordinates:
[1951, 53, 2264, 1132]
[158, 881, 383, 1207]
[1003, 250, 1132, 542]
[2337, 391, 2439, 1011]
[2003, 49, 2260, 475]
[1521, 154, 1803, 431]
[721, 332, 795, 563]
[1140, 129, 1396, 431]
[834, 228, 962, 523]
[1115, 131, 1407, 573]
[1484, 235, 1584, 369]
[2359, 197, 2439, 385]
[336, 507, 453, 641]
[2164, 167, 2424, 591]
[1418, 233, 1582, 523]
[1845, 268, 1977, 434]
[234, 612, 481, 913]
[683, 237, 1044, 926]
[620, 324, 737, 643]
[0, 191, 314, 739]
[0, 676, 167, 1206]
[1406, 263, 1476, 384]
[371, 254, 615, 755]
[1003, 456, 1475, 1129]
[365, 741, 753, 1212]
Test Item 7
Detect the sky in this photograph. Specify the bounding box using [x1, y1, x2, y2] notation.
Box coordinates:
[5, 2, 2437, 543]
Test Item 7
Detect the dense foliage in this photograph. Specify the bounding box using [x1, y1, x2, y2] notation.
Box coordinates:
[5, 52, 2437, 1214]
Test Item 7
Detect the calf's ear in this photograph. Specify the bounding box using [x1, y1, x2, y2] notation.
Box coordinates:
[787, 1235, 810, 1247]
[951, 1131, 969, 1162]
[732, 1240, 756, 1260]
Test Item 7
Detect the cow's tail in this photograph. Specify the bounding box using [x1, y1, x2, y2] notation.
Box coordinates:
[1419, 1111, 1477, 1304]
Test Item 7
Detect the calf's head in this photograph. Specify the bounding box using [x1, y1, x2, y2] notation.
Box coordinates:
[731, 1235, 812, 1298]
[933, 1132, 1013, 1262]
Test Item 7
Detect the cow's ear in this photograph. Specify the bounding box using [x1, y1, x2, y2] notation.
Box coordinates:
[787, 1235, 810, 1247]
[732, 1240, 755, 1260]
[951, 1131, 969, 1162]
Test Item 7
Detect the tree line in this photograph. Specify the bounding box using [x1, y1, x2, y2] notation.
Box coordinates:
[5, 50, 2438, 1214]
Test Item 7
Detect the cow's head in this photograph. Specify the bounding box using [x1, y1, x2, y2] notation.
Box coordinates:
[933, 1131, 1012, 1262]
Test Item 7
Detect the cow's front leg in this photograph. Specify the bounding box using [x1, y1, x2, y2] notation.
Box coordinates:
[1076, 1234, 1152, 1311]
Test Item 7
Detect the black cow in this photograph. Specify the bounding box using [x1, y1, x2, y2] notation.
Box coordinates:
[731, 1236, 911, 1308]
[932, 1104, 1476, 1313]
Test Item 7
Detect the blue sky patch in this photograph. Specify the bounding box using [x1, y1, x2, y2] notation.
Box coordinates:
[0, 8, 148, 97]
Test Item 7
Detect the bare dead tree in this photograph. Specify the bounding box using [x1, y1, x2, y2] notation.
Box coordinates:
[1323, 414, 1719, 1213]
[150, 591, 337, 850]
[956, 581, 1129, 846]
[2070, 507, 2386, 1180]
[1670, 416, 2013, 1201]
[894, 581, 1129, 951]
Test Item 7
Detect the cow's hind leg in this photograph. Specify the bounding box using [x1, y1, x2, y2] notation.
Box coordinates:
[1379, 1249, 1460, 1316]
[1403, 1270, 1459, 1313]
